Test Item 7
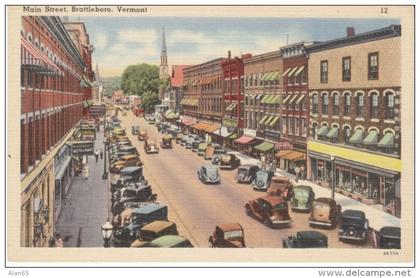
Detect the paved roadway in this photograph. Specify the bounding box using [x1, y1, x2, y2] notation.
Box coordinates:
[120, 111, 373, 249]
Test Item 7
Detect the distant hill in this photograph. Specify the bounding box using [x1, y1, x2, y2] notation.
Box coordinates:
[101, 76, 121, 97]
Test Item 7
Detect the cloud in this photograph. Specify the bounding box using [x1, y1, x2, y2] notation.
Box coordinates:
[117, 29, 158, 45]
[94, 33, 108, 49]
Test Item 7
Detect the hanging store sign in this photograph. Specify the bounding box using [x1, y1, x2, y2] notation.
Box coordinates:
[67, 140, 94, 156]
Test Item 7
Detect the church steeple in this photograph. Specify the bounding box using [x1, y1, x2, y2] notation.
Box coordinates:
[160, 26, 169, 79]
[95, 63, 101, 82]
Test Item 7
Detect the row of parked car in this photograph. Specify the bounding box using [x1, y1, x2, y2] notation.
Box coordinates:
[106, 117, 194, 248]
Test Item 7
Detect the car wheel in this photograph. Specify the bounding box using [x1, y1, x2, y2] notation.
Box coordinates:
[346, 227, 357, 237]
[245, 205, 252, 216]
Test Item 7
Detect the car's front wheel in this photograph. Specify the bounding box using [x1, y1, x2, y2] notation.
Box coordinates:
[245, 205, 252, 216]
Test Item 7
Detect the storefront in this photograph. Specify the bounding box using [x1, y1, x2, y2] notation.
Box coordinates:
[274, 142, 306, 176]
[53, 144, 73, 221]
[233, 135, 256, 155]
[253, 141, 275, 169]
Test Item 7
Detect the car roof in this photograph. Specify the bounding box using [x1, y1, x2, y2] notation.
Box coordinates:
[132, 203, 166, 214]
[342, 209, 366, 219]
[203, 165, 218, 170]
[314, 197, 336, 205]
[149, 235, 189, 247]
[121, 154, 139, 159]
[379, 226, 401, 238]
[297, 230, 328, 240]
[271, 176, 290, 182]
[120, 166, 142, 173]
[294, 185, 313, 192]
[141, 220, 175, 232]
[216, 223, 243, 232]
[239, 164, 258, 169]
[120, 146, 136, 150]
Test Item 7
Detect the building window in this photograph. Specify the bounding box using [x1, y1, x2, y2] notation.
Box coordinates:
[370, 93, 379, 118]
[320, 60, 328, 83]
[322, 94, 329, 115]
[342, 57, 351, 81]
[344, 93, 351, 116]
[344, 126, 351, 145]
[312, 94, 318, 114]
[282, 117, 287, 134]
[20, 119, 25, 173]
[386, 93, 395, 119]
[295, 118, 300, 136]
[288, 117, 295, 135]
[333, 94, 339, 115]
[302, 118, 307, 137]
[312, 123, 318, 140]
[356, 94, 364, 117]
[368, 52, 379, 80]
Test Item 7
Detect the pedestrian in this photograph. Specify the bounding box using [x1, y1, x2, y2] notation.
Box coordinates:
[95, 149, 99, 162]
[83, 164, 89, 180]
[300, 165, 305, 180]
[294, 165, 301, 182]
[100, 148, 103, 159]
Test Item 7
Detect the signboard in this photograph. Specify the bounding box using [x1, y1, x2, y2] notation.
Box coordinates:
[265, 130, 281, 139]
[68, 141, 95, 156]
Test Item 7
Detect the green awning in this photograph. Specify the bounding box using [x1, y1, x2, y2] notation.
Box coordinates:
[261, 72, 271, 81]
[266, 95, 276, 104]
[271, 95, 281, 104]
[268, 116, 279, 127]
[228, 133, 238, 139]
[254, 141, 274, 153]
[363, 130, 378, 145]
[264, 115, 274, 125]
[326, 127, 338, 138]
[259, 115, 268, 124]
[349, 129, 364, 144]
[267, 71, 278, 81]
[261, 95, 270, 104]
[316, 125, 328, 136]
[271, 72, 280, 81]
[223, 118, 237, 127]
[82, 101, 89, 108]
[378, 132, 394, 147]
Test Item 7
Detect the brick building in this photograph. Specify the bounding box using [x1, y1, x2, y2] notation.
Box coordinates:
[63, 20, 95, 117]
[20, 16, 91, 246]
[242, 50, 282, 158]
[277, 42, 311, 173]
[306, 25, 401, 217]
[168, 65, 190, 115]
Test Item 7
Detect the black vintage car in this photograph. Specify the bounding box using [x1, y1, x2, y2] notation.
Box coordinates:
[191, 137, 205, 152]
[252, 170, 275, 191]
[113, 203, 168, 246]
[110, 146, 139, 164]
[111, 166, 145, 193]
[338, 210, 369, 242]
[282, 231, 328, 248]
[131, 126, 140, 135]
[197, 165, 221, 184]
[235, 165, 260, 184]
[217, 154, 241, 169]
[378, 226, 401, 249]
[111, 184, 156, 215]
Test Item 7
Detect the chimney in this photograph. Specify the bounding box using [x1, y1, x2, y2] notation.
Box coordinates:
[346, 27, 355, 37]
[228, 50, 231, 59]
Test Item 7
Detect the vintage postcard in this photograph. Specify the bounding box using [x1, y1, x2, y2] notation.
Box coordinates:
[6, 5, 414, 266]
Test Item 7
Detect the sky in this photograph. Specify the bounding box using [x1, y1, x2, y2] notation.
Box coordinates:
[79, 17, 400, 78]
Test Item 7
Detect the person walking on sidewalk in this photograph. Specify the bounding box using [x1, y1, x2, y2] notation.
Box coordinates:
[294, 165, 301, 182]
[83, 164, 89, 180]
[95, 149, 99, 162]
[100, 148, 103, 159]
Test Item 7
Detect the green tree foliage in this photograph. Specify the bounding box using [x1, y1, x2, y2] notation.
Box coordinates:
[141, 90, 160, 114]
[101, 76, 121, 97]
[121, 64, 160, 96]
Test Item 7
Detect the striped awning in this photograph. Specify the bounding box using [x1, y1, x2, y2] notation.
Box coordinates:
[294, 65, 305, 76]
[282, 94, 292, 105]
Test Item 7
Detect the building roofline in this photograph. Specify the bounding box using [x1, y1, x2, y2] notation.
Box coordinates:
[243, 50, 281, 63]
[306, 24, 401, 53]
[183, 58, 223, 72]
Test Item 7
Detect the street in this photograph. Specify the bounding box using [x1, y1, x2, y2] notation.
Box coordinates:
[119, 111, 374, 248]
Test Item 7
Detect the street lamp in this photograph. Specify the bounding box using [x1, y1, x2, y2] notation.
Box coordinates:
[101, 219, 113, 247]
[102, 133, 108, 179]
[330, 154, 335, 199]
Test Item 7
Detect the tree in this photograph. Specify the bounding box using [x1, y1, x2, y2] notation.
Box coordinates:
[121, 64, 160, 96]
[101, 76, 121, 97]
[141, 90, 160, 114]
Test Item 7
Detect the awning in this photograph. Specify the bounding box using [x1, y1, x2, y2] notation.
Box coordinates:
[182, 119, 194, 126]
[264, 115, 274, 125]
[55, 157, 72, 180]
[294, 65, 305, 76]
[164, 110, 172, 117]
[213, 127, 232, 137]
[21, 37, 62, 76]
[288, 94, 298, 106]
[234, 135, 255, 145]
[259, 115, 268, 124]
[275, 149, 292, 158]
[265, 95, 276, 104]
[349, 129, 364, 144]
[250, 94, 257, 100]
[287, 66, 298, 77]
[282, 94, 291, 105]
[261, 95, 270, 104]
[363, 130, 378, 145]
[378, 132, 394, 147]
[282, 150, 306, 161]
[192, 122, 209, 131]
[255, 94, 264, 100]
[265, 72, 276, 81]
[295, 94, 306, 105]
[226, 103, 237, 111]
[223, 118, 237, 127]
[228, 133, 238, 139]
[326, 127, 338, 138]
[282, 67, 291, 77]
[271, 72, 280, 81]
[268, 116, 280, 127]
[261, 72, 271, 81]
[254, 141, 274, 153]
[271, 95, 281, 104]
[203, 124, 220, 133]
[316, 125, 329, 136]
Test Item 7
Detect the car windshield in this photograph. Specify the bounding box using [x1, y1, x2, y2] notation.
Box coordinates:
[224, 230, 243, 240]
[205, 167, 217, 176]
[294, 190, 309, 198]
[256, 172, 269, 180]
[123, 190, 137, 198]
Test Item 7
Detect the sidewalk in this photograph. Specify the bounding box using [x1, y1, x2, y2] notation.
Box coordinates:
[55, 127, 109, 247]
[228, 149, 400, 231]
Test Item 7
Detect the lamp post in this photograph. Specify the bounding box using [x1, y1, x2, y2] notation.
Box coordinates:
[331, 154, 335, 199]
[101, 219, 113, 247]
[102, 130, 108, 179]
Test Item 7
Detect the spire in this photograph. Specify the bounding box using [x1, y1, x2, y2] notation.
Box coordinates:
[161, 26, 167, 57]
[95, 63, 101, 82]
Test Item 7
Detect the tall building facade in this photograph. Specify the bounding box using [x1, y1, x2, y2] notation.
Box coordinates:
[306, 25, 401, 217]
[20, 16, 91, 246]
